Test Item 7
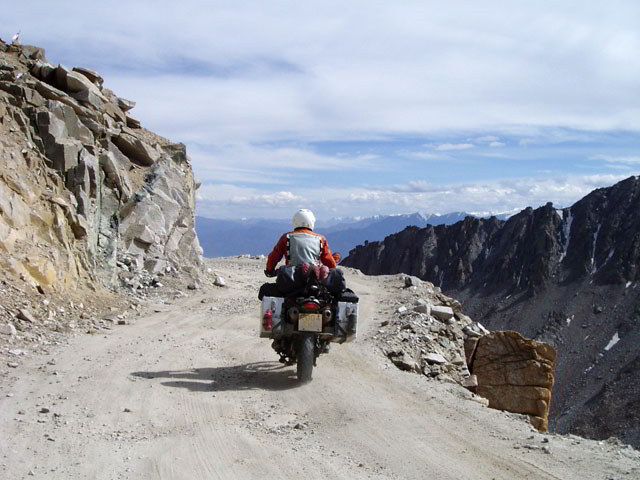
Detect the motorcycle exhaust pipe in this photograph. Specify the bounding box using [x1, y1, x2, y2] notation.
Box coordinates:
[322, 308, 332, 325]
[288, 306, 300, 322]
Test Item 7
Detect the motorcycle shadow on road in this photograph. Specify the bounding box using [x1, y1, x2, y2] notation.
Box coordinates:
[130, 361, 301, 392]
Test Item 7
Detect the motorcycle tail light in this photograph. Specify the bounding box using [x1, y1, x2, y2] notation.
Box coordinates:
[302, 302, 320, 311]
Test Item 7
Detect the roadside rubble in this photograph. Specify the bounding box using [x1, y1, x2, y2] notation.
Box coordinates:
[374, 274, 556, 432]
[375, 274, 486, 384]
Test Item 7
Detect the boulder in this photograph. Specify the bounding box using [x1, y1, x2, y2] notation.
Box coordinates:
[430, 305, 454, 321]
[388, 351, 421, 372]
[112, 130, 161, 166]
[36, 101, 94, 173]
[99, 145, 133, 201]
[55, 65, 92, 93]
[461, 374, 478, 389]
[424, 352, 447, 365]
[72, 67, 103, 86]
[102, 102, 126, 122]
[466, 331, 556, 432]
[17, 309, 36, 323]
[36, 101, 95, 145]
[126, 115, 141, 129]
[71, 88, 104, 110]
[404, 275, 421, 287]
[117, 97, 135, 112]
[413, 299, 430, 314]
[53, 65, 108, 112]
[128, 224, 157, 246]
[0, 323, 17, 336]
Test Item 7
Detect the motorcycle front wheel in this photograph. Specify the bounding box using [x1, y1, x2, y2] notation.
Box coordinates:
[296, 333, 315, 383]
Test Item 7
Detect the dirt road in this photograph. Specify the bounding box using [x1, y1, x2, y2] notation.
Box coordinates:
[1, 258, 638, 479]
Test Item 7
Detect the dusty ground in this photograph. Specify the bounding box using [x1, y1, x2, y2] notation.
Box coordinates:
[1, 257, 638, 479]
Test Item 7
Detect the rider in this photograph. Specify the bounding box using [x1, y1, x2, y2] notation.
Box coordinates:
[264, 208, 337, 276]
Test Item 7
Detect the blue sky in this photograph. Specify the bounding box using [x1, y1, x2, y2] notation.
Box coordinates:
[3, 1, 639, 219]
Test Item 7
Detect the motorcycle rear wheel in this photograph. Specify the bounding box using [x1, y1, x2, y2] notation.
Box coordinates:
[296, 333, 315, 383]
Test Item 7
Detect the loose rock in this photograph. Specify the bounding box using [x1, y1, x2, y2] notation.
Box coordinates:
[430, 305, 454, 321]
[0, 323, 17, 336]
[17, 309, 36, 323]
[424, 353, 447, 365]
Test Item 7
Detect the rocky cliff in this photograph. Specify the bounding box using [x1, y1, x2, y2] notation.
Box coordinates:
[343, 176, 640, 446]
[0, 40, 202, 297]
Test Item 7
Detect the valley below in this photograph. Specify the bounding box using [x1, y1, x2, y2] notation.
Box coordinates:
[1, 258, 638, 480]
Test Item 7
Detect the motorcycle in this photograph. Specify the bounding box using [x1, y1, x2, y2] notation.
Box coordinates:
[259, 266, 358, 383]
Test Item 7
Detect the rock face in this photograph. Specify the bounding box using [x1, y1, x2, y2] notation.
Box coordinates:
[343, 176, 640, 446]
[466, 331, 556, 432]
[0, 40, 202, 293]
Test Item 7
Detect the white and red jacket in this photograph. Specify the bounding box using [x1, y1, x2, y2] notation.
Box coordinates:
[266, 228, 336, 274]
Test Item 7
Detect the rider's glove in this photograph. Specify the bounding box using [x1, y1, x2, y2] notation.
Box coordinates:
[264, 269, 276, 278]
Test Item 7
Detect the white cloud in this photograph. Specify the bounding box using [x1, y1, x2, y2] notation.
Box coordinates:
[399, 150, 447, 161]
[188, 143, 380, 187]
[5, 2, 640, 144]
[434, 143, 475, 151]
[229, 191, 303, 206]
[6, 3, 640, 219]
[591, 154, 640, 166]
[196, 184, 306, 218]
[197, 173, 632, 219]
[475, 135, 500, 143]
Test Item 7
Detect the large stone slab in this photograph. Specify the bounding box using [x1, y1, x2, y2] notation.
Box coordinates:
[71, 88, 105, 110]
[431, 305, 454, 321]
[117, 96, 135, 112]
[67, 149, 98, 199]
[112, 131, 161, 166]
[37, 101, 94, 145]
[466, 331, 556, 432]
[55, 65, 92, 93]
[36, 101, 94, 173]
[99, 145, 132, 201]
[72, 67, 104, 86]
[48, 140, 81, 173]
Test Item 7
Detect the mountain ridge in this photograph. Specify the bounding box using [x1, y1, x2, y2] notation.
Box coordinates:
[343, 175, 640, 446]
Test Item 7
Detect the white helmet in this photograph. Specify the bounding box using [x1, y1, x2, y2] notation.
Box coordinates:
[292, 209, 316, 230]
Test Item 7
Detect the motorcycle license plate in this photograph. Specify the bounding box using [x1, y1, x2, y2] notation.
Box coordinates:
[298, 313, 322, 332]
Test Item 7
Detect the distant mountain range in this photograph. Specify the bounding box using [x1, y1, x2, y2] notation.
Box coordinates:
[343, 176, 640, 447]
[196, 212, 471, 258]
